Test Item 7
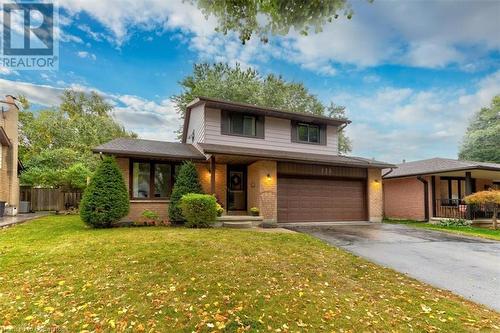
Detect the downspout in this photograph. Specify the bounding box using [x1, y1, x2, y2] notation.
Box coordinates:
[417, 176, 429, 221]
[382, 168, 394, 178]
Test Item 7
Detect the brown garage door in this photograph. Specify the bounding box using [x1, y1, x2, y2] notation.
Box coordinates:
[278, 177, 367, 222]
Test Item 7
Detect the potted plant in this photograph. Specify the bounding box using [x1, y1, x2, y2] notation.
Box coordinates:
[250, 207, 260, 216]
[216, 202, 224, 217]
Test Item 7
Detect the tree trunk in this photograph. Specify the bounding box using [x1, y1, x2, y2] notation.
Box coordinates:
[493, 206, 498, 230]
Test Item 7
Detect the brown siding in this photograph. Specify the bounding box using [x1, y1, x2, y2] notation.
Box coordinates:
[278, 162, 367, 178]
[383, 177, 426, 221]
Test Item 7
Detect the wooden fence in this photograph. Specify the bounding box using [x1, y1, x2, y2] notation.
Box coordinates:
[20, 187, 83, 211]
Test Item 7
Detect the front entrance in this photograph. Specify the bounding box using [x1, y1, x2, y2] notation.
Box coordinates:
[227, 165, 247, 211]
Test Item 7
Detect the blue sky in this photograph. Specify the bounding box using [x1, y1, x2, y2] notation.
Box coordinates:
[0, 0, 499, 163]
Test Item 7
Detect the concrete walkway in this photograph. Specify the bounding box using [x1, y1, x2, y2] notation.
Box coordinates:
[287, 223, 500, 312]
[0, 212, 49, 228]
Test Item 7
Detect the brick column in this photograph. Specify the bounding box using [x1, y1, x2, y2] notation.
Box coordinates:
[367, 168, 383, 222]
[247, 161, 277, 221]
[0, 96, 19, 208]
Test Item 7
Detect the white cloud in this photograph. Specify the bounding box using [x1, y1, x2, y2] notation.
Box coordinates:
[0, 79, 64, 106]
[0, 78, 181, 141]
[77, 51, 97, 60]
[112, 96, 181, 140]
[339, 71, 500, 162]
[60, 0, 216, 45]
[56, 0, 500, 75]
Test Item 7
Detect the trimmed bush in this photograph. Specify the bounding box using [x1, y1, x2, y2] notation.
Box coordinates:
[180, 193, 217, 228]
[80, 157, 129, 228]
[168, 161, 203, 223]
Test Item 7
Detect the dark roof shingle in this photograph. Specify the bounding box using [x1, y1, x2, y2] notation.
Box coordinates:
[93, 138, 205, 160]
[383, 157, 500, 178]
[199, 143, 394, 168]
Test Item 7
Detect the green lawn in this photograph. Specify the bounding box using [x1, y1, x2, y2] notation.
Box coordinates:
[384, 219, 500, 241]
[1, 216, 499, 332]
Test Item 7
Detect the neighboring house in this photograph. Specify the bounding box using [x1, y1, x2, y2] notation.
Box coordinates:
[383, 158, 500, 221]
[0, 95, 19, 215]
[94, 97, 394, 223]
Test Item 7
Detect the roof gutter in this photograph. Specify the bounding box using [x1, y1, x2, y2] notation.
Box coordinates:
[417, 176, 429, 221]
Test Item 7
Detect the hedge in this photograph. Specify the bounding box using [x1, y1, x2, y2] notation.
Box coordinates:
[180, 193, 217, 228]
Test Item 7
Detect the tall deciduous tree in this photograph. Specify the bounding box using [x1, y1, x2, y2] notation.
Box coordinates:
[19, 90, 136, 189]
[172, 63, 352, 154]
[192, 0, 354, 44]
[459, 95, 500, 163]
[326, 103, 352, 155]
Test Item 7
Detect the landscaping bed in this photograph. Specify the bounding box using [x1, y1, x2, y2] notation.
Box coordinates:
[1, 216, 499, 332]
[384, 219, 500, 241]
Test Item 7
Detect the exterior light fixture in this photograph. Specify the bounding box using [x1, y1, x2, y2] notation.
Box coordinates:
[266, 173, 271, 181]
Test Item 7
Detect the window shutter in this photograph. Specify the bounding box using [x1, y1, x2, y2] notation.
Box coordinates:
[220, 110, 230, 134]
[320, 125, 327, 145]
[290, 121, 298, 142]
[256, 115, 265, 138]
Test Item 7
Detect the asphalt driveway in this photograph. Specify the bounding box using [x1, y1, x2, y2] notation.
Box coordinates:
[287, 223, 500, 311]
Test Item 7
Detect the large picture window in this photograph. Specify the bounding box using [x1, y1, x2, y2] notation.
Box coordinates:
[297, 123, 320, 144]
[131, 161, 177, 199]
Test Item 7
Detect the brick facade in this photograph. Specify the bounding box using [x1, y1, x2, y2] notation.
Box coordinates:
[383, 175, 494, 221]
[247, 160, 277, 221]
[383, 177, 426, 221]
[0, 96, 19, 210]
[367, 168, 383, 222]
[195, 162, 227, 208]
[117, 157, 388, 224]
[476, 178, 494, 191]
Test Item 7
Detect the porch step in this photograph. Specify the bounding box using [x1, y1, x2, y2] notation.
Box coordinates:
[217, 215, 264, 228]
[222, 221, 253, 229]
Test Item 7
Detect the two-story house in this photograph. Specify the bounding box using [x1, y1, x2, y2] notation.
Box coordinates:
[94, 97, 394, 223]
[0, 95, 20, 216]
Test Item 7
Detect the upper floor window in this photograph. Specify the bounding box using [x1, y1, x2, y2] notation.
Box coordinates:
[297, 123, 320, 143]
[230, 114, 256, 136]
[291, 121, 326, 145]
[131, 160, 179, 199]
[221, 110, 264, 138]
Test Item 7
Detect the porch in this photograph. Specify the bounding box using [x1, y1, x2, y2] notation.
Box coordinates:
[431, 169, 500, 221]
